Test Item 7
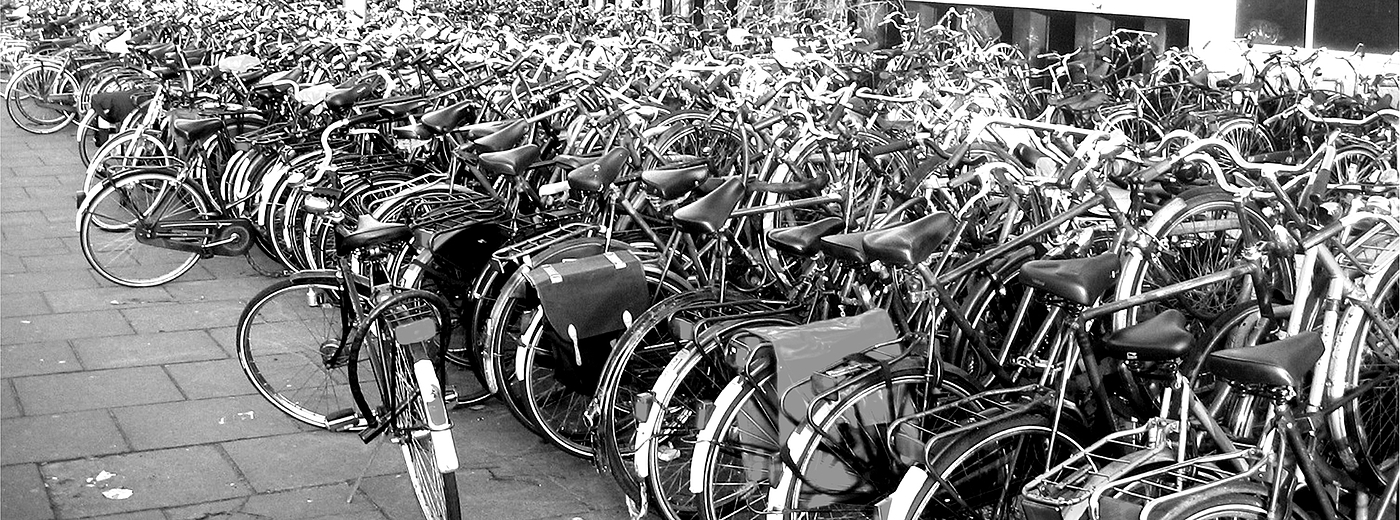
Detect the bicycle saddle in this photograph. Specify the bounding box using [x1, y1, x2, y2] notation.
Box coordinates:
[567, 147, 628, 193]
[1204, 331, 1324, 389]
[766, 216, 845, 257]
[1017, 253, 1120, 306]
[236, 69, 269, 85]
[421, 100, 476, 134]
[336, 214, 411, 255]
[861, 212, 955, 267]
[819, 230, 877, 263]
[172, 118, 225, 143]
[479, 144, 540, 178]
[392, 122, 435, 140]
[641, 163, 709, 200]
[1102, 309, 1193, 361]
[376, 98, 429, 120]
[466, 120, 527, 153]
[673, 176, 745, 235]
[555, 153, 604, 170]
[325, 83, 377, 111]
[132, 41, 172, 57]
[461, 119, 516, 139]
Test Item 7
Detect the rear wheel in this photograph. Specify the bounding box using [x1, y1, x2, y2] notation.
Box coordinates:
[237, 278, 371, 429]
[1333, 249, 1399, 492]
[6, 65, 77, 134]
[78, 173, 207, 287]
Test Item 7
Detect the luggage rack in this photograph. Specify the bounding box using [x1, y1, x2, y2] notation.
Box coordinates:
[1019, 419, 1179, 520]
[1086, 448, 1267, 520]
[885, 384, 1057, 461]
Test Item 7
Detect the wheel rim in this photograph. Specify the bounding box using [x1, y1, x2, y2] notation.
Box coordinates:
[80, 176, 205, 287]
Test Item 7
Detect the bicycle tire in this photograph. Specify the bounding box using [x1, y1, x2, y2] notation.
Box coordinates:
[236, 277, 370, 428]
[1331, 246, 1399, 493]
[6, 64, 76, 134]
[77, 172, 208, 287]
[891, 413, 1086, 520]
[1113, 187, 1281, 334]
[766, 368, 980, 520]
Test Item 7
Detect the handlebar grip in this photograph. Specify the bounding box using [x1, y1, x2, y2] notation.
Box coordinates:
[310, 186, 342, 198]
[753, 113, 785, 131]
[824, 102, 847, 128]
[594, 67, 616, 86]
[754, 87, 778, 107]
[946, 142, 972, 169]
[870, 139, 918, 156]
[504, 52, 529, 73]
[1133, 159, 1174, 182]
[596, 109, 627, 127]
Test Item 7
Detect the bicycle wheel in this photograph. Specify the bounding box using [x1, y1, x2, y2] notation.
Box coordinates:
[354, 292, 461, 520]
[78, 172, 208, 287]
[520, 266, 693, 459]
[693, 368, 777, 520]
[75, 110, 102, 166]
[82, 129, 171, 195]
[640, 317, 798, 520]
[1138, 482, 1296, 520]
[237, 278, 370, 428]
[1332, 248, 1399, 492]
[766, 369, 979, 520]
[1113, 188, 1280, 334]
[894, 414, 1085, 520]
[6, 64, 77, 134]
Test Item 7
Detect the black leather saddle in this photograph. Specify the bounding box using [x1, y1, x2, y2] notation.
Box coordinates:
[567, 148, 628, 193]
[1203, 332, 1324, 389]
[172, 118, 224, 143]
[673, 177, 745, 235]
[641, 163, 709, 200]
[376, 97, 429, 120]
[470, 119, 529, 153]
[1018, 253, 1121, 306]
[325, 82, 377, 111]
[1102, 309, 1193, 361]
[337, 214, 411, 255]
[767, 217, 845, 257]
[461, 119, 516, 139]
[820, 230, 877, 263]
[862, 212, 955, 266]
[421, 100, 475, 134]
[479, 144, 540, 178]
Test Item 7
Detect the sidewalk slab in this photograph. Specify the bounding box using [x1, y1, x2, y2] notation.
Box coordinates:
[164, 358, 258, 400]
[13, 366, 184, 415]
[19, 253, 91, 273]
[1, 463, 55, 520]
[72, 330, 225, 370]
[1, 269, 100, 294]
[44, 285, 178, 314]
[1, 409, 128, 464]
[2, 381, 20, 418]
[122, 300, 247, 334]
[86, 510, 167, 520]
[241, 482, 380, 519]
[40, 445, 251, 518]
[1, 309, 134, 345]
[222, 431, 405, 493]
[113, 395, 301, 451]
[1, 291, 51, 317]
[0, 341, 82, 377]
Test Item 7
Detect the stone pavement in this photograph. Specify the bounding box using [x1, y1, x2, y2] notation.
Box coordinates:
[0, 116, 634, 519]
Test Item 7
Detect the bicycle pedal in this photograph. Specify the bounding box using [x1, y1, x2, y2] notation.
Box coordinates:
[325, 408, 364, 432]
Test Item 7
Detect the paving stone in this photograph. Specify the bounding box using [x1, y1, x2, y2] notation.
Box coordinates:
[1, 463, 55, 520]
[40, 445, 251, 518]
[161, 497, 246, 520]
[114, 395, 301, 451]
[0, 155, 47, 168]
[72, 330, 225, 370]
[85, 510, 169, 520]
[0, 341, 82, 377]
[1, 270, 101, 294]
[13, 366, 183, 414]
[0, 174, 63, 187]
[10, 164, 77, 178]
[43, 285, 177, 313]
[1, 410, 128, 463]
[1, 219, 71, 240]
[1, 252, 25, 273]
[207, 326, 237, 356]
[1, 380, 20, 418]
[2, 236, 70, 256]
[0, 210, 50, 224]
[358, 470, 591, 520]
[122, 301, 247, 334]
[1, 309, 133, 345]
[21, 253, 92, 272]
[164, 276, 278, 303]
[0, 291, 51, 317]
[165, 358, 258, 400]
[240, 482, 379, 519]
[221, 431, 405, 493]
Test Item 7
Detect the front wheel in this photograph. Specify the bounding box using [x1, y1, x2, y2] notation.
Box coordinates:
[78, 172, 208, 287]
[892, 414, 1086, 519]
[6, 65, 77, 134]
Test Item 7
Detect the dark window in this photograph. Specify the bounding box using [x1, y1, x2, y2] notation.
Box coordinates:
[1235, 0, 1307, 46]
[1314, 0, 1399, 53]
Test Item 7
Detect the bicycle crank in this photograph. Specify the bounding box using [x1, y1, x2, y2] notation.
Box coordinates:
[135, 218, 257, 257]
